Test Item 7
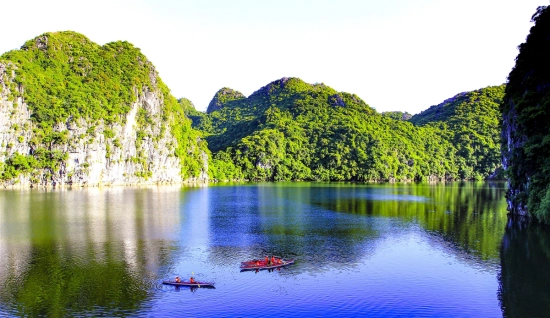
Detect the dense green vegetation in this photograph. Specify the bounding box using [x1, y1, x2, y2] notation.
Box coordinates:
[411, 85, 505, 180]
[206, 87, 246, 113]
[0, 31, 207, 182]
[192, 77, 504, 182]
[0, 32, 506, 186]
[501, 6, 550, 223]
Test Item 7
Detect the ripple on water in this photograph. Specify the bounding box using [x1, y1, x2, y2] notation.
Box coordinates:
[0, 183, 509, 317]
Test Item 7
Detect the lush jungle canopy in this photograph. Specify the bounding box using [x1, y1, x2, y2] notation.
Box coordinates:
[187, 77, 504, 182]
[0, 32, 506, 185]
[0, 31, 208, 181]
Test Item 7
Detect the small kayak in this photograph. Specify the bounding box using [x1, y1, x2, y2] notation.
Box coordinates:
[240, 259, 295, 271]
[162, 281, 215, 288]
[241, 257, 287, 266]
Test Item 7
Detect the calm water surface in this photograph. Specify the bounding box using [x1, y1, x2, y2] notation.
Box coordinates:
[0, 182, 549, 317]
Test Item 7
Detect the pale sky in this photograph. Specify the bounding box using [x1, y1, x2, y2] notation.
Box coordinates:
[1, 0, 547, 114]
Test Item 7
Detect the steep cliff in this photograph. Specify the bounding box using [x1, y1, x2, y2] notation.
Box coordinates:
[501, 6, 550, 222]
[0, 31, 209, 186]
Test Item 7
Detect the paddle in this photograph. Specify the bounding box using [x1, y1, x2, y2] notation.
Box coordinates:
[192, 272, 200, 288]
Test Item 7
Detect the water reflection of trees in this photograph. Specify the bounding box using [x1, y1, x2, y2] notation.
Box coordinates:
[499, 220, 550, 317]
[0, 187, 182, 317]
[175, 182, 508, 276]
[1, 243, 149, 316]
[0, 182, 512, 315]
[308, 182, 508, 262]
[203, 183, 381, 273]
[201, 183, 508, 273]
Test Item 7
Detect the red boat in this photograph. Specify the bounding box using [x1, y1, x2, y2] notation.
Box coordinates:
[162, 280, 215, 288]
[240, 258, 295, 271]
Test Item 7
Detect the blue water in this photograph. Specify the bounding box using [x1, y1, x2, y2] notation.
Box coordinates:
[0, 182, 547, 317]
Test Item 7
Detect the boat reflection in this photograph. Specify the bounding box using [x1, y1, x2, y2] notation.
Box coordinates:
[250, 267, 283, 274]
[169, 285, 216, 293]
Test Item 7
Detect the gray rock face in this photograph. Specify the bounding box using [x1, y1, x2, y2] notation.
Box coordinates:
[501, 99, 528, 216]
[0, 63, 208, 187]
[500, 6, 550, 221]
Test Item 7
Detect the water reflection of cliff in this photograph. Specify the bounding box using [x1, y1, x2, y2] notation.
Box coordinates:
[499, 220, 550, 317]
[0, 187, 182, 316]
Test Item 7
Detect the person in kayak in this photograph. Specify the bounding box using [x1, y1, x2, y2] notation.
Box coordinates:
[189, 277, 196, 284]
[175, 276, 181, 283]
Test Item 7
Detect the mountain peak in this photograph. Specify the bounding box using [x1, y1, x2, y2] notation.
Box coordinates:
[249, 77, 308, 99]
[21, 31, 96, 52]
[206, 87, 246, 113]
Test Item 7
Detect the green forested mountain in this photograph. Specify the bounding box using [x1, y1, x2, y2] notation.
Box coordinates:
[0, 32, 506, 187]
[206, 87, 247, 113]
[192, 77, 503, 182]
[0, 31, 208, 183]
[410, 85, 505, 179]
[409, 86, 504, 126]
[501, 5, 550, 223]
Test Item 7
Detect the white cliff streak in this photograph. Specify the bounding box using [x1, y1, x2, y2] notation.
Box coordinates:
[0, 63, 208, 187]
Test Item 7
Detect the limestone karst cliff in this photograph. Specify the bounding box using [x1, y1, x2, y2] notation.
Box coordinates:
[0, 31, 208, 186]
[501, 6, 550, 223]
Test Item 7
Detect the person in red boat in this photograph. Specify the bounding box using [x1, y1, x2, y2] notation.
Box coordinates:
[189, 277, 196, 284]
[265, 256, 270, 265]
[255, 260, 260, 266]
[271, 256, 276, 265]
[175, 276, 181, 283]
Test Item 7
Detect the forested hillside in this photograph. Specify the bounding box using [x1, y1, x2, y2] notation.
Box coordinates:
[501, 5, 550, 223]
[190, 77, 504, 182]
[0, 32, 506, 187]
[410, 85, 505, 179]
[0, 31, 208, 185]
